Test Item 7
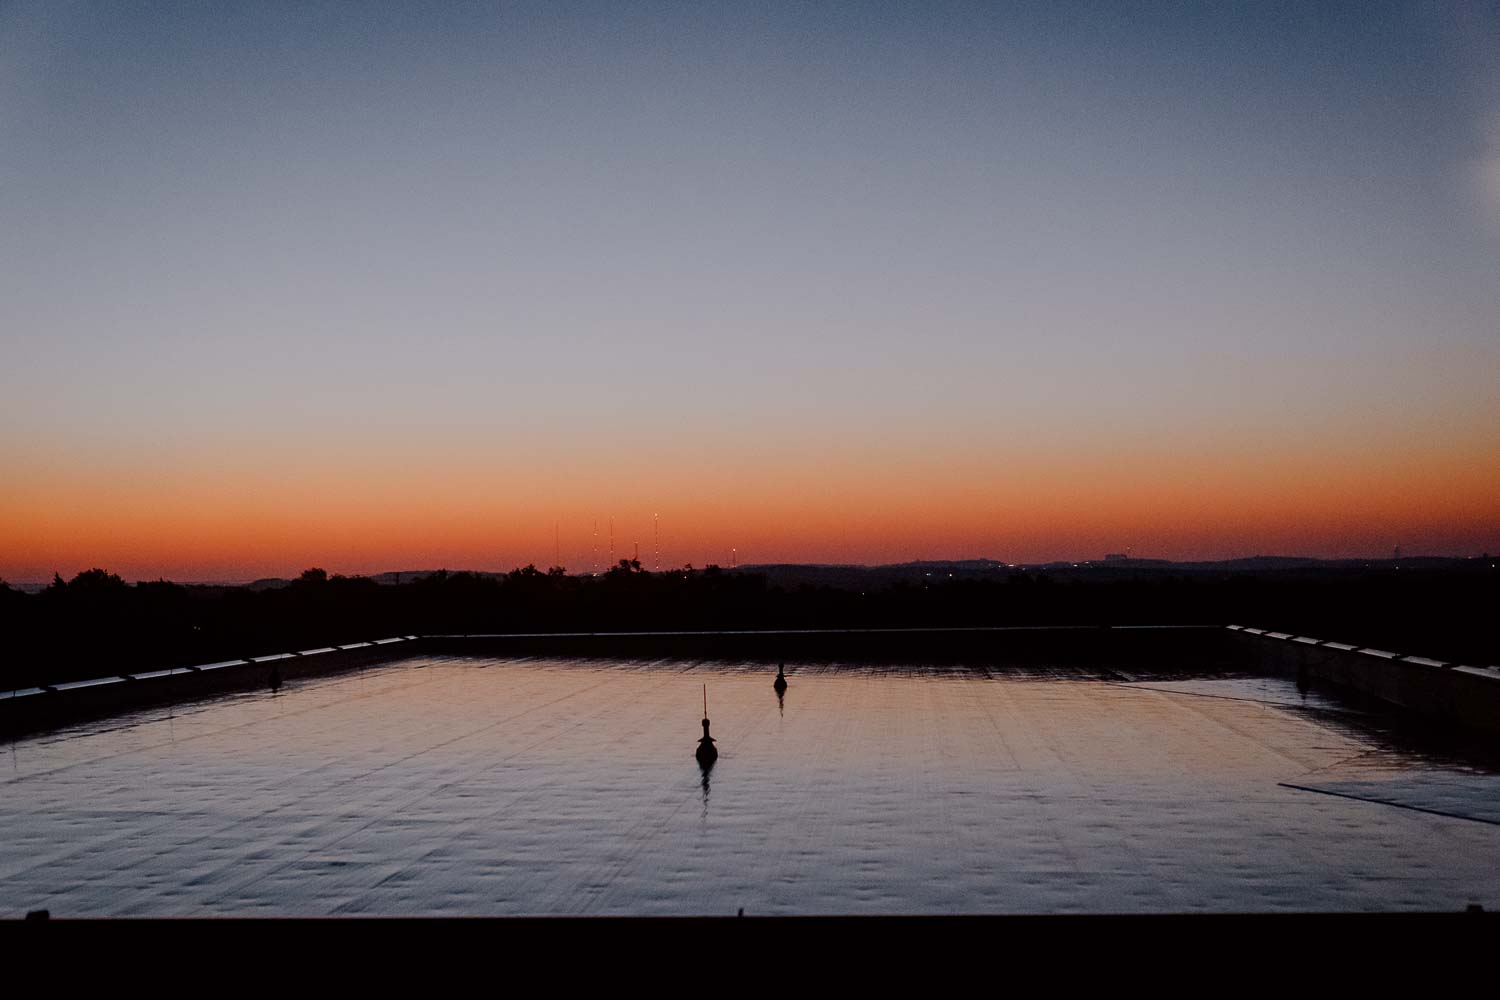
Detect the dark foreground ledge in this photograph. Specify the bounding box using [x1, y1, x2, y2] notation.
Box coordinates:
[4, 912, 1495, 985]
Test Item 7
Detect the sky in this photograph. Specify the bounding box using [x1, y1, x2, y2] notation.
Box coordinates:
[2, 1, 1497, 581]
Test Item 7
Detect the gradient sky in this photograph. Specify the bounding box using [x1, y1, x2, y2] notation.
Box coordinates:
[3, 1, 1498, 580]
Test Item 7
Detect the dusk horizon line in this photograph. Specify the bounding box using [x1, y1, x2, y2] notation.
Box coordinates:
[10, 550, 1495, 588]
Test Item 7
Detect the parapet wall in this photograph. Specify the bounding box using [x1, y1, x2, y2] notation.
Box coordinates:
[1227, 626, 1500, 739]
[0, 637, 419, 740]
[424, 624, 1239, 669]
[1, 626, 1236, 739]
[7, 625, 1494, 742]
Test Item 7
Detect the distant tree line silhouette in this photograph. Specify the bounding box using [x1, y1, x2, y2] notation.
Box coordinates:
[0, 560, 1494, 689]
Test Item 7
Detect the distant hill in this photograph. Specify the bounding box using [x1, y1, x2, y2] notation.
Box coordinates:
[7, 554, 1485, 593]
[736, 555, 1485, 589]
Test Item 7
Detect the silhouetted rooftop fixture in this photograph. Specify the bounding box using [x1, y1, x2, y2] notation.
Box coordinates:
[696, 684, 717, 767]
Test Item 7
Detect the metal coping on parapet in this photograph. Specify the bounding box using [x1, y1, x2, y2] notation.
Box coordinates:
[8, 628, 1494, 702]
[49, 676, 125, 692]
[127, 667, 196, 681]
[1228, 623, 1498, 674]
[0, 636, 416, 701]
[7, 687, 50, 699]
[426, 624, 1221, 641]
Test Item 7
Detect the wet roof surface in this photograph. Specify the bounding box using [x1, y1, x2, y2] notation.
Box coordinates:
[3, 656, 1497, 915]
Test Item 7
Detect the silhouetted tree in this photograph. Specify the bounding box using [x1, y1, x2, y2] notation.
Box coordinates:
[606, 558, 643, 576]
[39, 568, 129, 598]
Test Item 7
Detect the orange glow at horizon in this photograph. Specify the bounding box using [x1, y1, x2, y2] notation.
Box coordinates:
[4, 430, 1497, 582]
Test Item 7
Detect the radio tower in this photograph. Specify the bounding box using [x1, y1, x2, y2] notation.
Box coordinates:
[609, 517, 615, 569]
[592, 520, 599, 576]
[654, 513, 661, 572]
